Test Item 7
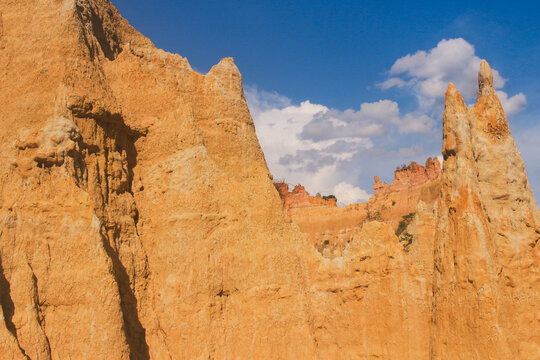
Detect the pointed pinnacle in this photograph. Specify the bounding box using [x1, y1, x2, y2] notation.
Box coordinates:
[478, 59, 494, 96]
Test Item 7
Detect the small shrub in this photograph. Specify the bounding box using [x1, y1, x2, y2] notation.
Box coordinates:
[395, 212, 415, 237]
[396, 221, 408, 237]
[396, 162, 414, 171]
[323, 194, 337, 201]
[392, 201, 396, 206]
[402, 212, 415, 221]
[399, 232, 414, 250]
[323, 240, 330, 245]
[368, 211, 381, 220]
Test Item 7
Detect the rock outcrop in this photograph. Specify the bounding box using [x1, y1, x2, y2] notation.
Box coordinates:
[0, 1, 537, 359]
[0, 1, 315, 358]
[275, 158, 442, 256]
[369, 157, 442, 227]
[430, 60, 540, 359]
[274, 182, 337, 210]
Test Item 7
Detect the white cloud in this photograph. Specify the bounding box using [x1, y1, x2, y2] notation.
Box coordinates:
[398, 144, 425, 158]
[333, 182, 370, 205]
[378, 77, 411, 89]
[382, 38, 525, 116]
[245, 39, 530, 206]
[246, 86, 439, 205]
[244, 86, 291, 118]
[398, 113, 436, 134]
[301, 100, 399, 141]
[496, 91, 527, 116]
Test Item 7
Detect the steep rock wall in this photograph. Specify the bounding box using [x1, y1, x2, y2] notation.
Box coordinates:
[0, 1, 537, 359]
[431, 60, 540, 359]
[0, 1, 317, 358]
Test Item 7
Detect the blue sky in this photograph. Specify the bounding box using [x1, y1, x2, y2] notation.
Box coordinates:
[113, 0, 539, 204]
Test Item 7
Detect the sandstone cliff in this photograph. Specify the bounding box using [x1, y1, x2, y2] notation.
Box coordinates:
[274, 182, 337, 210]
[275, 158, 441, 257]
[430, 60, 540, 359]
[0, 1, 316, 358]
[0, 1, 537, 359]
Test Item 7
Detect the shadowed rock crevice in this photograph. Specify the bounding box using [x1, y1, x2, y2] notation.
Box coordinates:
[0, 257, 30, 359]
[74, 0, 122, 61]
[98, 228, 150, 360]
[52, 101, 151, 359]
[27, 263, 52, 358]
[0, 11, 4, 45]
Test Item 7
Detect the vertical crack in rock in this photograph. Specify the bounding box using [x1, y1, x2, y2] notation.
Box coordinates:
[74, 0, 122, 61]
[97, 226, 150, 360]
[61, 100, 151, 359]
[0, 257, 30, 359]
[27, 263, 52, 358]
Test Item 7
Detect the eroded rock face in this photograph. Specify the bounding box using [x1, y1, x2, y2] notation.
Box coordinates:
[0, 1, 537, 359]
[275, 158, 441, 257]
[274, 182, 338, 210]
[0, 1, 315, 358]
[369, 157, 442, 228]
[431, 60, 540, 359]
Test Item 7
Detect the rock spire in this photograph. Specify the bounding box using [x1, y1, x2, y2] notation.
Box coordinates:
[432, 60, 540, 359]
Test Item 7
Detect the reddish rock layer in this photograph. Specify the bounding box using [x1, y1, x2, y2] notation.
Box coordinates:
[275, 157, 442, 255]
[368, 157, 442, 228]
[274, 182, 337, 210]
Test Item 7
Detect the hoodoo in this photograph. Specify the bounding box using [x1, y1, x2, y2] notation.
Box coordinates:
[0, 1, 537, 359]
[431, 60, 540, 359]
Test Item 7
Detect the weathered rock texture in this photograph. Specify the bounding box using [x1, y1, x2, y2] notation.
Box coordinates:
[274, 182, 337, 210]
[0, 1, 315, 358]
[275, 158, 441, 256]
[431, 60, 540, 359]
[369, 157, 442, 227]
[0, 0, 537, 359]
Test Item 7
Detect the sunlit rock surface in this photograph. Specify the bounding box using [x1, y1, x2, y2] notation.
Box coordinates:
[0, 1, 537, 359]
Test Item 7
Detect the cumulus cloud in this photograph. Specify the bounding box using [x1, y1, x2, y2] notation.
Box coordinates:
[381, 38, 526, 116]
[398, 144, 425, 158]
[247, 88, 373, 202]
[398, 113, 436, 134]
[379, 77, 412, 90]
[333, 182, 370, 205]
[245, 38, 529, 206]
[244, 86, 291, 117]
[496, 91, 527, 116]
[246, 86, 438, 205]
[301, 100, 398, 141]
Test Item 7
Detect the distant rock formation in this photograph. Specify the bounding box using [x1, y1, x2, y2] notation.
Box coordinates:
[273, 182, 337, 210]
[369, 157, 442, 228]
[275, 157, 442, 256]
[373, 157, 441, 198]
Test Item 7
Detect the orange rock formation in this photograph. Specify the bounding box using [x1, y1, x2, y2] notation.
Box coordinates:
[274, 182, 337, 210]
[369, 157, 442, 227]
[276, 157, 442, 255]
[430, 60, 540, 359]
[0, 1, 537, 359]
